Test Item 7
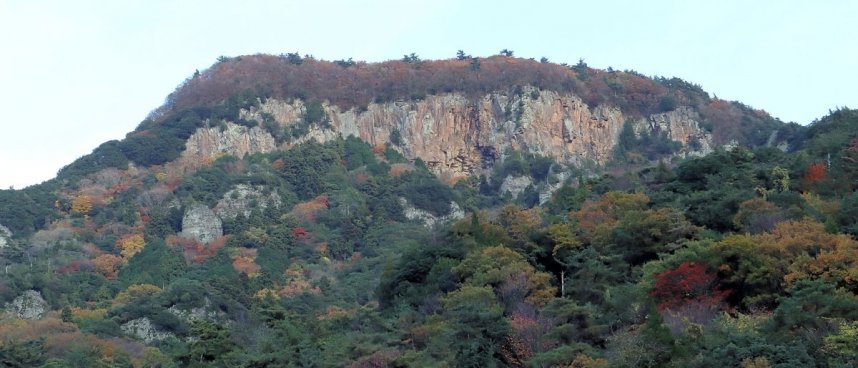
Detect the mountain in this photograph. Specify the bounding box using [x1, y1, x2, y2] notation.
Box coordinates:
[0, 54, 855, 367]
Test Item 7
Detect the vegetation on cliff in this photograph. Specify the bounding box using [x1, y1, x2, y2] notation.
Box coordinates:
[0, 54, 854, 367]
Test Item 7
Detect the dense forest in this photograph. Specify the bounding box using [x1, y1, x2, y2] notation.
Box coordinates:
[0, 54, 856, 367]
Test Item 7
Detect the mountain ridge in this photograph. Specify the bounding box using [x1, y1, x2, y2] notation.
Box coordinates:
[0, 53, 854, 367]
[0, 54, 804, 239]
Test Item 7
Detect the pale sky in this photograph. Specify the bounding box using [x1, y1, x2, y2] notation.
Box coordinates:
[1, 0, 856, 189]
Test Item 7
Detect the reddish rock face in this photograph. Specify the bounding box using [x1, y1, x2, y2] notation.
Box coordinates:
[188, 87, 712, 181]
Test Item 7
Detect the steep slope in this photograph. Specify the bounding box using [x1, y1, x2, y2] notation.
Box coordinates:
[232, 91, 713, 181]
[0, 54, 855, 367]
[1, 54, 799, 238]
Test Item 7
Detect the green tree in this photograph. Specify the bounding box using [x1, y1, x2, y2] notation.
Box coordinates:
[469, 58, 481, 71]
[182, 321, 236, 367]
[442, 286, 509, 367]
[0, 338, 46, 367]
[769, 279, 858, 332]
[304, 100, 328, 125]
[836, 191, 858, 237]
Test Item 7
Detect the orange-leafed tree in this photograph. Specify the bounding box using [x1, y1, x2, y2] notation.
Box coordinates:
[759, 220, 858, 292]
[92, 254, 124, 279]
[166, 235, 226, 264]
[388, 163, 414, 177]
[803, 162, 826, 188]
[232, 248, 261, 277]
[572, 191, 649, 244]
[290, 195, 330, 223]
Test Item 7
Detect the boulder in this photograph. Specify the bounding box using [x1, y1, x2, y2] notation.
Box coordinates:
[7, 290, 48, 320]
[181, 204, 223, 244]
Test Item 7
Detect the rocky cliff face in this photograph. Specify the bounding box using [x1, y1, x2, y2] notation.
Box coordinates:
[185, 87, 713, 181]
[181, 122, 277, 164]
[500, 175, 534, 199]
[121, 318, 176, 344]
[215, 184, 282, 220]
[399, 198, 465, 228]
[641, 107, 714, 158]
[180, 204, 223, 244]
[0, 224, 11, 248]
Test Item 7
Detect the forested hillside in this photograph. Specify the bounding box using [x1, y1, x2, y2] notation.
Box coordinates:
[0, 54, 854, 367]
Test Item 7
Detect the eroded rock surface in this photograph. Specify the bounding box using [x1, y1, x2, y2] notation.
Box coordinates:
[121, 318, 176, 344]
[214, 184, 282, 220]
[0, 224, 11, 248]
[182, 122, 276, 163]
[400, 198, 465, 228]
[500, 175, 534, 199]
[7, 290, 48, 320]
[181, 204, 223, 244]
[238, 88, 713, 181]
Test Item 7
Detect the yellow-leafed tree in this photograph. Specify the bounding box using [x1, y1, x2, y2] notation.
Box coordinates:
[116, 234, 145, 260]
[71, 195, 93, 216]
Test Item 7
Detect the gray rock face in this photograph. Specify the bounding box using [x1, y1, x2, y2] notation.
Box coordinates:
[539, 171, 570, 205]
[181, 204, 223, 244]
[399, 198, 465, 228]
[121, 317, 176, 344]
[500, 175, 534, 199]
[0, 224, 11, 248]
[7, 290, 48, 320]
[642, 107, 714, 158]
[167, 298, 228, 324]
[182, 122, 277, 162]
[244, 89, 715, 181]
[214, 184, 282, 220]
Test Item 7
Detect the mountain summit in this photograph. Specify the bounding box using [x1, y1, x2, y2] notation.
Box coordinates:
[0, 54, 854, 367]
[64, 54, 797, 183]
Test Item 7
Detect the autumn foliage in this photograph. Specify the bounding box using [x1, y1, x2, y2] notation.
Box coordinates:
[115, 234, 145, 260]
[650, 262, 729, 311]
[290, 195, 330, 223]
[92, 254, 124, 279]
[803, 162, 826, 187]
[231, 247, 261, 277]
[166, 235, 228, 264]
[154, 54, 727, 125]
[71, 195, 93, 216]
[388, 163, 414, 177]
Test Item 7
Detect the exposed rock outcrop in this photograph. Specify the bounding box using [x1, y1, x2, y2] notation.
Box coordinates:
[167, 298, 228, 324]
[6, 290, 48, 320]
[181, 121, 276, 163]
[238, 87, 713, 181]
[121, 317, 176, 344]
[0, 224, 11, 248]
[180, 204, 223, 244]
[642, 107, 714, 158]
[399, 198, 465, 228]
[539, 171, 570, 205]
[214, 184, 282, 220]
[500, 175, 534, 199]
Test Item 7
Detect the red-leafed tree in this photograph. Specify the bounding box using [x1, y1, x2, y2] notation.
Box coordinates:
[292, 227, 310, 239]
[650, 262, 729, 311]
[803, 162, 826, 187]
